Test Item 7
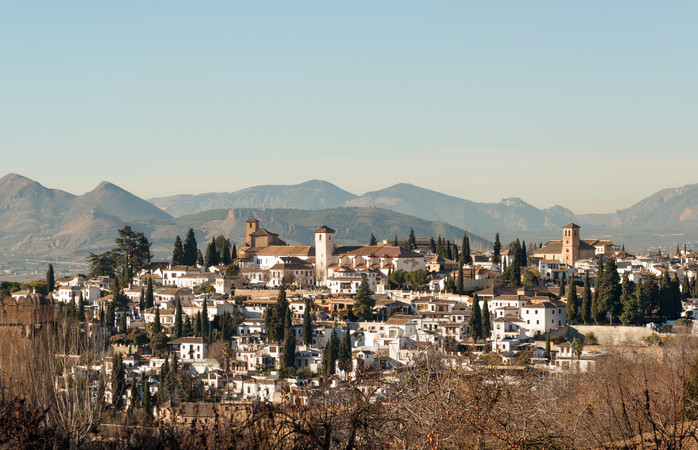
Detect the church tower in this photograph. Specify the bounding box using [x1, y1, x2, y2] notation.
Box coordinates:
[562, 222, 580, 265]
[314, 225, 335, 286]
[245, 218, 259, 246]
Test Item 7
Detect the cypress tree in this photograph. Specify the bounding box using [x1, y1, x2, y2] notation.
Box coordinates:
[620, 273, 641, 325]
[154, 307, 161, 333]
[481, 298, 491, 340]
[78, 292, 85, 321]
[469, 295, 483, 341]
[183, 228, 198, 266]
[598, 258, 621, 324]
[196, 249, 203, 266]
[544, 334, 551, 360]
[682, 274, 692, 299]
[671, 272, 682, 319]
[429, 237, 436, 254]
[172, 236, 184, 266]
[183, 315, 192, 336]
[461, 232, 472, 265]
[107, 302, 115, 328]
[204, 239, 219, 268]
[120, 312, 127, 334]
[302, 299, 313, 346]
[330, 329, 339, 373]
[446, 240, 453, 261]
[566, 279, 578, 323]
[369, 233, 377, 246]
[231, 244, 237, 260]
[112, 354, 125, 409]
[393, 235, 399, 247]
[174, 299, 183, 338]
[322, 337, 334, 378]
[338, 329, 352, 373]
[139, 288, 145, 312]
[220, 239, 231, 265]
[521, 240, 528, 267]
[406, 228, 416, 251]
[145, 277, 154, 309]
[194, 312, 201, 336]
[281, 308, 296, 372]
[46, 264, 55, 293]
[659, 271, 671, 321]
[492, 233, 501, 265]
[201, 298, 210, 337]
[436, 236, 444, 258]
[456, 263, 464, 295]
[143, 378, 152, 418]
[509, 263, 521, 287]
[558, 277, 566, 298]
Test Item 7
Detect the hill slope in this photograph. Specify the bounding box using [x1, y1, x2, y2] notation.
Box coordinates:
[149, 180, 357, 217]
[610, 184, 698, 230]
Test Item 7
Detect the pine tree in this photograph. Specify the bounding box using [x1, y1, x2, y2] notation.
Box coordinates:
[281, 308, 296, 372]
[567, 279, 578, 323]
[469, 295, 483, 341]
[481, 298, 491, 340]
[112, 354, 125, 409]
[145, 277, 154, 309]
[302, 299, 313, 345]
[492, 233, 501, 265]
[353, 276, 375, 320]
[154, 307, 161, 333]
[172, 235, 184, 266]
[46, 264, 55, 293]
[174, 299, 183, 338]
[558, 277, 566, 298]
[369, 233, 377, 246]
[406, 228, 416, 251]
[183, 229, 198, 266]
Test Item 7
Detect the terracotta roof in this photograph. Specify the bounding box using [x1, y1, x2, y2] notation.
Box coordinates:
[562, 222, 580, 229]
[372, 246, 422, 258]
[314, 225, 336, 234]
[250, 227, 278, 237]
[254, 246, 314, 257]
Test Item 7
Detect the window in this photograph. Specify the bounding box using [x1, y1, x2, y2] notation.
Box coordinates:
[536, 320, 539, 325]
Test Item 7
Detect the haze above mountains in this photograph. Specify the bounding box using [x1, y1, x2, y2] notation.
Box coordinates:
[2, 173, 698, 269]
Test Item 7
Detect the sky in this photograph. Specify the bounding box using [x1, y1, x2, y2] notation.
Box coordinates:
[1, 2, 697, 214]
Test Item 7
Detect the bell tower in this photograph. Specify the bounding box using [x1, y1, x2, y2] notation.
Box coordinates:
[314, 225, 335, 286]
[562, 222, 580, 265]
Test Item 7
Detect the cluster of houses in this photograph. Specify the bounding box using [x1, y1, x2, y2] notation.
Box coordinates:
[25, 220, 698, 417]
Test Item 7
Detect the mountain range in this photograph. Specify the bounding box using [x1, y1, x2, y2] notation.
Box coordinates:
[2, 173, 698, 271]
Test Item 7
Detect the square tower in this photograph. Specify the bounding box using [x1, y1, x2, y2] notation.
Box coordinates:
[562, 223, 580, 265]
[314, 225, 335, 285]
[245, 218, 259, 246]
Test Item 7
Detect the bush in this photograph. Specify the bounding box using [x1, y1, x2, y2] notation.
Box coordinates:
[584, 332, 598, 345]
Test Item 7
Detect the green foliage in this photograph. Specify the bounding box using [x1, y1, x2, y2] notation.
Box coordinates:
[149, 332, 169, 357]
[46, 264, 55, 292]
[302, 299, 313, 345]
[153, 307, 161, 333]
[492, 233, 501, 264]
[596, 258, 621, 322]
[172, 235, 184, 266]
[183, 228, 198, 266]
[369, 233, 377, 245]
[265, 281, 289, 341]
[571, 338, 583, 359]
[112, 354, 125, 409]
[145, 277, 154, 309]
[281, 308, 296, 372]
[406, 228, 416, 251]
[469, 295, 483, 341]
[353, 277, 375, 320]
[481, 298, 491, 338]
[566, 279, 578, 323]
[583, 332, 598, 345]
[581, 271, 592, 324]
[558, 277, 566, 298]
[620, 274, 643, 325]
[544, 334, 551, 360]
[174, 299, 183, 338]
[404, 269, 428, 290]
[461, 232, 472, 265]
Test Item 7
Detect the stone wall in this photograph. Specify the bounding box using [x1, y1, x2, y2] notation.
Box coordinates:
[549, 324, 654, 346]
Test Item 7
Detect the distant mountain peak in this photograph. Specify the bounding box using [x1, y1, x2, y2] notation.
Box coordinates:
[500, 197, 529, 207]
[94, 181, 121, 191]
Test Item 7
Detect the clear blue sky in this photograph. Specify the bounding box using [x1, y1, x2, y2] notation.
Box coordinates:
[2, 2, 697, 214]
